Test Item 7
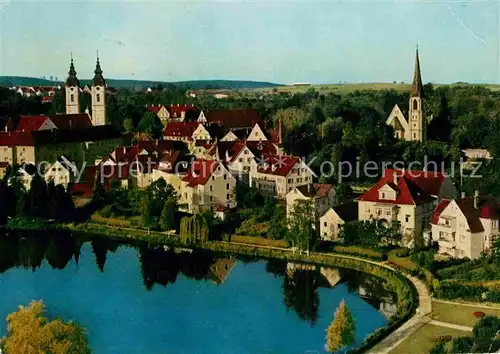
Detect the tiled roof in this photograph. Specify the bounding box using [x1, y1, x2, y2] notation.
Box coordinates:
[216, 141, 246, 163]
[332, 202, 358, 222]
[431, 199, 451, 225]
[48, 114, 92, 131]
[386, 169, 447, 197]
[432, 195, 500, 233]
[204, 109, 262, 129]
[16, 115, 50, 132]
[31, 125, 122, 145]
[357, 169, 435, 205]
[0, 132, 34, 146]
[167, 104, 197, 118]
[256, 154, 299, 177]
[182, 159, 219, 187]
[145, 104, 164, 114]
[296, 184, 333, 199]
[246, 140, 279, 157]
[164, 122, 200, 138]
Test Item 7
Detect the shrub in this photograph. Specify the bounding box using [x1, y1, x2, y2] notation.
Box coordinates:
[436, 335, 452, 343]
[394, 248, 409, 258]
[333, 245, 385, 261]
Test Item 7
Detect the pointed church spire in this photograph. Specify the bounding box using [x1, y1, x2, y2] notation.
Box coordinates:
[66, 53, 80, 87]
[411, 46, 424, 97]
[92, 52, 106, 86]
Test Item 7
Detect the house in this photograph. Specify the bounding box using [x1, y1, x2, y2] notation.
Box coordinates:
[431, 192, 500, 259]
[167, 104, 198, 122]
[44, 155, 79, 189]
[16, 163, 37, 190]
[163, 122, 204, 142]
[70, 166, 98, 198]
[461, 149, 492, 170]
[393, 168, 456, 203]
[179, 159, 237, 214]
[356, 168, 438, 244]
[146, 104, 170, 125]
[286, 184, 336, 221]
[250, 154, 314, 198]
[386, 48, 426, 142]
[198, 109, 262, 131]
[319, 202, 358, 242]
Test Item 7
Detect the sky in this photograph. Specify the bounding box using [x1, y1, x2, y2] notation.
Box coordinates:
[0, 0, 499, 85]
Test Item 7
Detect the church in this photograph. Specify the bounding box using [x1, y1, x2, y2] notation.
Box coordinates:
[65, 55, 107, 126]
[385, 49, 426, 142]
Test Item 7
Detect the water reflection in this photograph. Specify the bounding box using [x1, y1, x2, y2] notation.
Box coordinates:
[0, 231, 396, 322]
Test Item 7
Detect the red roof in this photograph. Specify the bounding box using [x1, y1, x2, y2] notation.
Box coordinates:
[41, 96, 54, 104]
[164, 122, 200, 138]
[182, 160, 220, 187]
[296, 184, 333, 198]
[16, 115, 50, 132]
[0, 132, 34, 146]
[431, 199, 451, 225]
[257, 154, 300, 177]
[204, 109, 262, 129]
[167, 104, 197, 118]
[70, 166, 98, 198]
[246, 140, 279, 156]
[216, 141, 246, 163]
[385, 169, 447, 197]
[48, 114, 93, 130]
[357, 169, 435, 205]
[145, 104, 165, 114]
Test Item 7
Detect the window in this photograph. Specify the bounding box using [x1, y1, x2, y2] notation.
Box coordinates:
[381, 192, 385, 199]
[226, 194, 230, 200]
[413, 133, 416, 139]
[226, 183, 230, 190]
[324, 222, 327, 227]
[210, 196, 213, 201]
[244, 150, 248, 154]
[210, 186, 213, 192]
[224, 174, 227, 180]
[70, 94, 74, 102]
[96, 94, 101, 103]
[413, 99, 418, 110]
[405, 215, 410, 223]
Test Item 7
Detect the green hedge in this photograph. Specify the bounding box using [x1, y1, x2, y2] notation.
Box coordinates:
[333, 245, 386, 261]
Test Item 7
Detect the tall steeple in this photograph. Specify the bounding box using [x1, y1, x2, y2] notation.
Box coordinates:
[65, 54, 80, 87]
[92, 53, 106, 87]
[411, 47, 424, 97]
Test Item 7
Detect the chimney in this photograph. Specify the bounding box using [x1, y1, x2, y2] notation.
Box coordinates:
[474, 190, 479, 209]
[461, 191, 466, 199]
[279, 119, 283, 144]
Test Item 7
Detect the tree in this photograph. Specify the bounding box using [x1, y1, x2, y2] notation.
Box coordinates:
[159, 198, 177, 231]
[325, 300, 356, 353]
[287, 199, 316, 253]
[27, 174, 47, 218]
[137, 111, 163, 138]
[335, 183, 353, 204]
[140, 192, 156, 229]
[123, 117, 135, 133]
[1, 300, 91, 354]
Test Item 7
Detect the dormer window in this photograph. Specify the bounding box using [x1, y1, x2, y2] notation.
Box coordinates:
[381, 192, 385, 199]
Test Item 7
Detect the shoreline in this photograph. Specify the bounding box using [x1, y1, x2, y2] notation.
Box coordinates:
[2, 221, 420, 354]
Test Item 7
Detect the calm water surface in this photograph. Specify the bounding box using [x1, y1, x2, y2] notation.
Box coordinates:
[0, 232, 395, 353]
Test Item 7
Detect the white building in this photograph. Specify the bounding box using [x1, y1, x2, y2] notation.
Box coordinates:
[319, 202, 358, 242]
[286, 184, 336, 221]
[431, 192, 500, 259]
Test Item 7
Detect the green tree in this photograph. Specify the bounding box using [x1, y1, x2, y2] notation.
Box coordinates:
[137, 111, 163, 138]
[1, 300, 91, 354]
[123, 117, 135, 133]
[325, 300, 356, 353]
[27, 174, 47, 218]
[140, 192, 156, 229]
[159, 198, 177, 231]
[287, 199, 316, 253]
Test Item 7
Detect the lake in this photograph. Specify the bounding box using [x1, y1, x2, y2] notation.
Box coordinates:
[0, 232, 395, 353]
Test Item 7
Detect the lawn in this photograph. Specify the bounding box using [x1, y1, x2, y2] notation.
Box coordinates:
[390, 324, 470, 354]
[431, 301, 500, 327]
[387, 250, 418, 271]
[230, 235, 286, 248]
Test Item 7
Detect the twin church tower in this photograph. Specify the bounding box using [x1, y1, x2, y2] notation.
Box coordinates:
[65, 55, 107, 126]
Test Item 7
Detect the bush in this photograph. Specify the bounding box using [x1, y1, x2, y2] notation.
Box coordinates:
[436, 335, 452, 343]
[394, 248, 410, 258]
[333, 245, 385, 261]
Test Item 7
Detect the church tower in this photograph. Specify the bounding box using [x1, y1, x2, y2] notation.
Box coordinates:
[65, 55, 80, 114]
[91, 55, 106, 126]
[408, 48, 425, 142]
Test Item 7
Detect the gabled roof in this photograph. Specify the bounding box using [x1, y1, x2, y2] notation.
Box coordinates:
[357, 169, 435, 205]
[16, 115, 50, 132]
[385, 169, 447, 197]
[246, 140, 279, 157]
[145, 104, 165, 114]
[385, 104, 408, 128]
[48, 113, 92, 130]
[296, 184, 333, 199]
[256, 154, 300, 177]
[432, 195, 500, 233]
[182, 159, 220, 187]
[0, 132, 34, 146]
[331, 202, 358, 222]
[167, 104, 197, 118]
[164, 122, 200, 138]
[215, 141, 247, 163]
[204, 109, 262, 129]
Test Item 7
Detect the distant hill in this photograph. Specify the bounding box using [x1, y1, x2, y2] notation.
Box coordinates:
[0, 76, 281, 90]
